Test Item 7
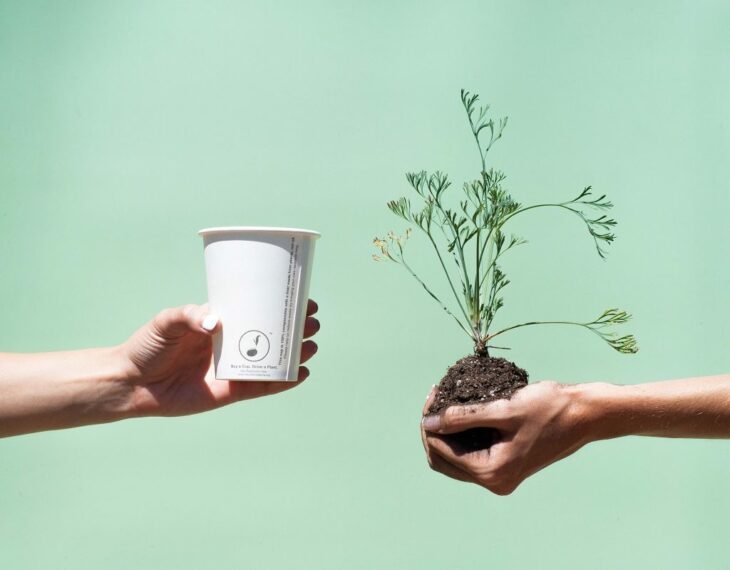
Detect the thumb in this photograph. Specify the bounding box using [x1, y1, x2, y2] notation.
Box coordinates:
[422, 400, 514, 435]
[151, 304, 221, 339]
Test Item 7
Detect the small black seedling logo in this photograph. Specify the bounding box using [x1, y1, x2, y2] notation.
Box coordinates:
[239, 330, 271, 362]
[247, 335, 261, 357]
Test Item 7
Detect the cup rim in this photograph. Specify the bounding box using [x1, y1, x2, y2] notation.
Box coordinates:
[198, 226, 321, 238]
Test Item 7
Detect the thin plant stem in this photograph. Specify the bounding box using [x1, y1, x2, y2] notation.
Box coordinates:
[424, 234, 478, 339]
[488, 320, 601, 341]
[399, 256, 473, 337]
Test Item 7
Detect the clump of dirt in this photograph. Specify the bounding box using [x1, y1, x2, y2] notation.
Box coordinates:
[428, 355, 528, 415]
[426, 355, 528, 452]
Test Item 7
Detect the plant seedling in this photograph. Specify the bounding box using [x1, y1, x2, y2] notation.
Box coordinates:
[374, 91, 637, 424]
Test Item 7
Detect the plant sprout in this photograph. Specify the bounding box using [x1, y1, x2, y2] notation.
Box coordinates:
[374, 90, 638, 357]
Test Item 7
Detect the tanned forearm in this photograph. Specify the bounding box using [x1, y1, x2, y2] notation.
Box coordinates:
[577, 375, 730, 441]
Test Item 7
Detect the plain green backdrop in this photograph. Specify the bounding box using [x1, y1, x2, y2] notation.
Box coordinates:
[1, 1, 729, 568]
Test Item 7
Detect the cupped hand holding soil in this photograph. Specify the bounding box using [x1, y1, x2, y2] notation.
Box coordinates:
[422, 374, 730, 494]
[421, 381, 595, 495]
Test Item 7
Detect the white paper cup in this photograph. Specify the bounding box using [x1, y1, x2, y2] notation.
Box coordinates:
[199, 226, 320, 381]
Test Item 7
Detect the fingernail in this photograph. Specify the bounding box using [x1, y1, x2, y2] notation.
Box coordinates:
[201, 314, 219, 331]
[422, 415, 441, 432]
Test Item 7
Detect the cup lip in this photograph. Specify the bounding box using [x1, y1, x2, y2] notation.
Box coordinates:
[198, 226, 321, 238]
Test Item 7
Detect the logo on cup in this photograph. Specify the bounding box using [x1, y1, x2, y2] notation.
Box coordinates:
[239, 330, 271, 362]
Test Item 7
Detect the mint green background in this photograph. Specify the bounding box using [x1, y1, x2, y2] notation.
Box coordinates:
[1, 1, 729, 568]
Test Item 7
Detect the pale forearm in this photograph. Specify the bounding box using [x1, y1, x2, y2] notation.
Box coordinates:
[577, 375, 730, 441]
[0, 347, 134, 437]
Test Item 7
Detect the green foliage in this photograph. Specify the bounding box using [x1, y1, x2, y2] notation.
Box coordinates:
[374, 90, 638, 356]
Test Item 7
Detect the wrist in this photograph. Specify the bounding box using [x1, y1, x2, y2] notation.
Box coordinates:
[567, 382, 632, 444]
[81, 345, 140, 423]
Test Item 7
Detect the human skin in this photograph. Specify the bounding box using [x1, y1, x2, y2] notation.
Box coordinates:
[421, 375, 730, 495]
[0, 300, 319, 438]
